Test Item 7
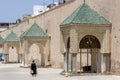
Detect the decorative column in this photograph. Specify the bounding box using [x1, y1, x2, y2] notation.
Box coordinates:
[18, 54, 22, 63]
[71, 54, 77, 73]
[41, 41, 46, 67]
[21, 41, 24, 66]
[103, 29, 110, 53]
[16, 46, 20, 63]
[18, 42, 22, 63]
[101, 53, 106, 73]
[20, 41, 24, 64]
[4, 54, 9, 63]
[69, 28, 78, 73]
[62, 35, 69, 73]
[22, 39, 29, 67]
[3, 43, 9, 63]
[41, 53, 45, 66]
[63, 52, 67, 72]
[97, 50, 101, 73]
[44, 39, 50, 66]
[101, 29, 111, 73]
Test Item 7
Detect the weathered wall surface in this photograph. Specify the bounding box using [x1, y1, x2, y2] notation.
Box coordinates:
[86, 0, 120, 73]
[0, 0, 120, 71]
[0, 0, 82, 68]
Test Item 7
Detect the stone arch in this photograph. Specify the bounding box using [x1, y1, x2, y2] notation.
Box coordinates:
[28, 43, 44, 67]
[79, 35, 101, 73]
[8, 45, 18, 62]
[79, 35, 101, 49]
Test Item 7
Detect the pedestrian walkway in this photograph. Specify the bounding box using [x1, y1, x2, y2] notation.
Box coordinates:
[0, 63, 120, 80]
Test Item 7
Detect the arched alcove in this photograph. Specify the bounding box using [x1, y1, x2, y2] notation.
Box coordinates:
[79, 35, 101, 73]
[79, 35, 101, 49]
[28, 43, 44, 67]
[9, 46, 18, 62]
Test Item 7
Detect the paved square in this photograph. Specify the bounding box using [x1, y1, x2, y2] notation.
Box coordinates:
[0, 63, 120, 80]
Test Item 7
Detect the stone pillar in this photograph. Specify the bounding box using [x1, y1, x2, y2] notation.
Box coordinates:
[41, 43, 45, 67]
[63, 53, 68, 72]
[18, 54, 22, 63]
[101, 29, 111, 73]
[71, 54, 77, 73]
[68, 53, 72, 72]
[41, 53, 45, 66]
[101, 53, 110, 73]
[3, 43, 9, 63]
[44, 39, 51, 66]
[102, 29, 110, 53]
[63, 52, 77, 73]
[101, 53, 106, 73]
[16, 46, 20, 63]
[105, 54, 110, 72]
[97, 51, 101, 73]
[25, 43, 29, 67]
[21, 53, 25, 66]
[19, 42, 23, 63]
[69, 29, 78, 73]
[22, 39, 29, 67]
[18, 54, 20, 63]
[4, 54, 8, 63]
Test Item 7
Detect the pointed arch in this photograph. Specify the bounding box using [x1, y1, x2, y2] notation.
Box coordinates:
[9, 46, 18, 62]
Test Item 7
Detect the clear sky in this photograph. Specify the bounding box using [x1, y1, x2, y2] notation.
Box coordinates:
[0, 0, 61, 22]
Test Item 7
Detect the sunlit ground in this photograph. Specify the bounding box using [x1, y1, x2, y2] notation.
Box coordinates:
[0, 62, 119, 80]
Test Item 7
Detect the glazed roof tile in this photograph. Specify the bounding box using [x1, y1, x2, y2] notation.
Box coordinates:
[60, 3, 111, 26]
[4, 31, 20, 42]
[20, 23, 48, 38]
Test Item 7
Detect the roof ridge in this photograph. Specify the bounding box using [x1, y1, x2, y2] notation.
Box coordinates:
[5, 31, 20, 42]
[72, 3, 86, 23]
[20, 23, 48, 38]
[24, 23, 37, 35]
[60, 3, 111, 26]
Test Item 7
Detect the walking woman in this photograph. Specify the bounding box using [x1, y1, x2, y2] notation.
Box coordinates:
[31, 60, 37, 77]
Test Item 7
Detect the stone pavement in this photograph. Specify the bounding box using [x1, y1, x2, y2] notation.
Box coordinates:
[0, 62, 120, 80]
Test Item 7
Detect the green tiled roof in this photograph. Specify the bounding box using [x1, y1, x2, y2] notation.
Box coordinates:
[4, 31, 20, 42]
[20, 23, 48, 38]
[60, 3, 111, 26]
[0, 36, 4, 44]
